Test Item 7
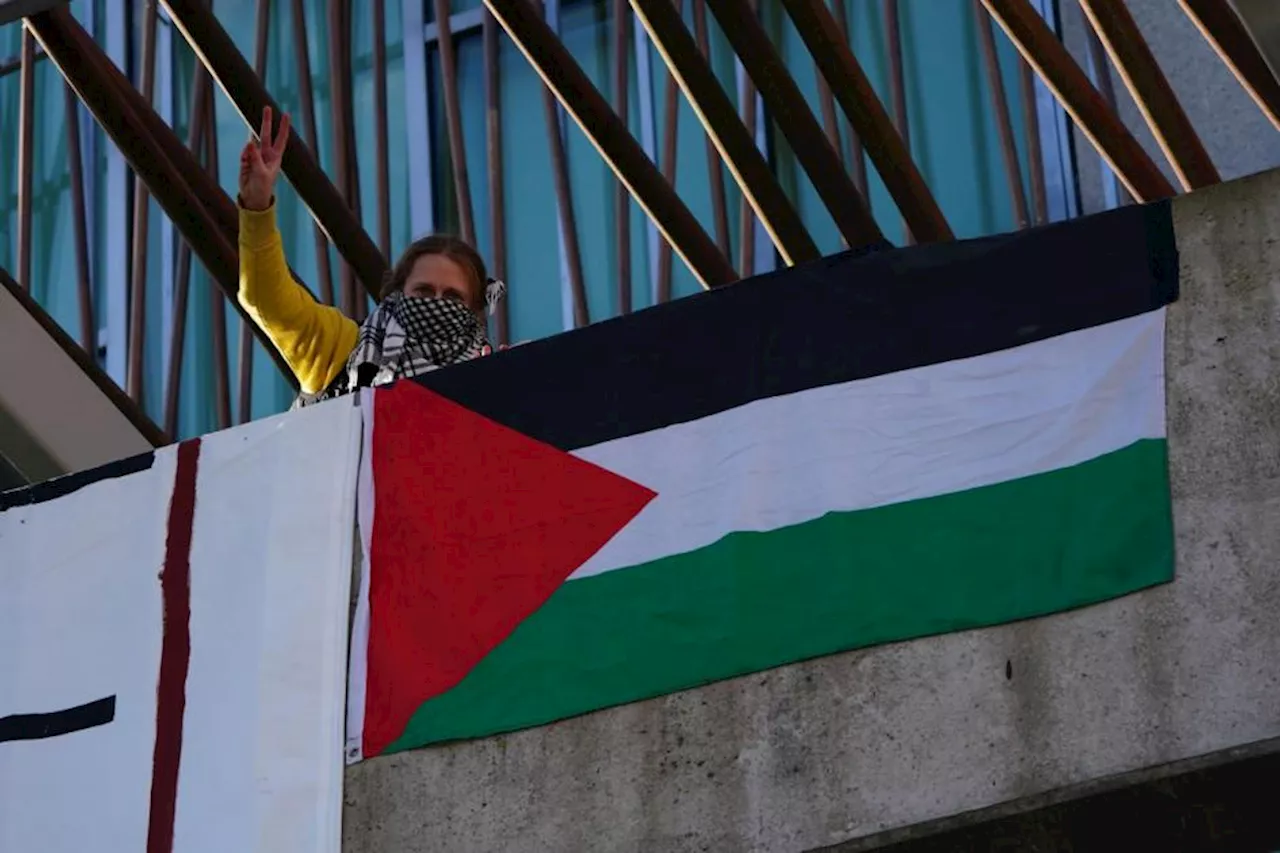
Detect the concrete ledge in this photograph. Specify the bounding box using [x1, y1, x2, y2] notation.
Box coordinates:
[825, 737, 1280, 852]
[343, 169, 1280, 853]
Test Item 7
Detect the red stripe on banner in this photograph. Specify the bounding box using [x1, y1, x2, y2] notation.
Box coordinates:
[146, 438, 201, 853]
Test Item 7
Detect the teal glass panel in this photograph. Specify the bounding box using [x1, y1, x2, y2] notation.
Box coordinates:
[1, 11, 98, 345]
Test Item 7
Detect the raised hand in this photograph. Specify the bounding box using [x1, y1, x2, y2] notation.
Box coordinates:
[238, 106, 291, 211]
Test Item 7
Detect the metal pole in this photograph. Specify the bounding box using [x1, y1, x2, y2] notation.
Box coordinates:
[372, 0, 392, 258]
[781, 0, 953, 242]
[1179, 0, 1280, 130]
[978, 0, 1175, 201]
[434, 0, 476, 245]
[288, 0, 335, 303]
[482, 9, 510, 342]
[704, 0, 884, 248]
[1080, 0, 1219, 190]
[973, 0, 1031, 229]
[484, 0, 736, 289]
[127, 0, 160, 401]
[612, 0, 632, 315]
[16, 26, 35, 290]
[690, 0, 730, 257]
[655, 0, 683, 302]
[64, 79, 95, 351]
[632, 0, 818, 265]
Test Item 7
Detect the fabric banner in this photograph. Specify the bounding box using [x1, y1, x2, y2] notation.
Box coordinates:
[0, 399, 360, 853]
[346, 200, 1180, 759]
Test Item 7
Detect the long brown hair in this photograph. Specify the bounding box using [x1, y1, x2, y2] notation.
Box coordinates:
[379, 234, 488, 311]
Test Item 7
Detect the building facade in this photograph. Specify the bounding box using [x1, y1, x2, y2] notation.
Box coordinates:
[0, 0, 1274, 441]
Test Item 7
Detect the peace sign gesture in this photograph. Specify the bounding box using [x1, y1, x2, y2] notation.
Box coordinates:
[238, 106, 291, 211]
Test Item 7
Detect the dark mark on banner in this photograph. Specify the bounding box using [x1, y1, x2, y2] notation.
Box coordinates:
[0, 695, 116, 743]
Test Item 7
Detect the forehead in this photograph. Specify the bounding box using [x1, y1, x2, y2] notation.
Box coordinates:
[407, 253, 471, 288]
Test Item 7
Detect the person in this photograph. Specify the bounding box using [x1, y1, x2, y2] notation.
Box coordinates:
[237, 107, 505, 408]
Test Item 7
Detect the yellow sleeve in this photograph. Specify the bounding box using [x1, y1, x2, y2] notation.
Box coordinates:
[237, 203, 360, 395]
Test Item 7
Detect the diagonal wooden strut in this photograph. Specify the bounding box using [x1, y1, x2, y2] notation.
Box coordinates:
[26, 6, 297, 385]
[703, 0, 886, 248]
[1079, 0, 1220, 190]
[630, 0, 819, 266]
[979, 0, 1176, 202]
[1179, 0, 1280, 131]
[781, 0, 954, 243]
[485, 0, 737, 290]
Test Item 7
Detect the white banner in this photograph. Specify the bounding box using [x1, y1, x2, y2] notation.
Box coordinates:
[0, 399, 361, 853]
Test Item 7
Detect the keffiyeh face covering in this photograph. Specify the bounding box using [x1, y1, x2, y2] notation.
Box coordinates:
[344, 277, 507, 390]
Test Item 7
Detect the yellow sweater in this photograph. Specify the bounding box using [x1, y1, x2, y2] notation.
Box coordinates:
[238, 204, 359, 395]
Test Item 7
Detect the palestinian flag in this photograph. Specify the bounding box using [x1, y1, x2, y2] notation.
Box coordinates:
[346, 200, 1179, 761]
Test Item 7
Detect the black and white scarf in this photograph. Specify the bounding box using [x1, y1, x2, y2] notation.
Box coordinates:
[294, 279, 506, 408]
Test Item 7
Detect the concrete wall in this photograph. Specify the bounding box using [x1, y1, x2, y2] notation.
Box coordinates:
[1058, 0, 1280, 215]
[342, 168, 1280, 853]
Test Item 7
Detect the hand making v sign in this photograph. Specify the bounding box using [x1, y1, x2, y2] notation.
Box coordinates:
[238, 106, 292, 212]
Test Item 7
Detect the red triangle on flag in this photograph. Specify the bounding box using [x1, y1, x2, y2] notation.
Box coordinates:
[363, 381, 656, 757]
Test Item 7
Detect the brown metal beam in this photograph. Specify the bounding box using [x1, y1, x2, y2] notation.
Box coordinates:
[485, 0, 736, 289]
[829, 0, 866, 195]
[690, 0, 730, 257]
[814, 30, 842, 172]
[704, 0, 884, 248]
[91, 13, 319, 328]
[736, 53, 757, 277]
[736, 0, 760, 279]
[26, 6, 297, 386]
[16, 25, 35, 290]
[165, 51, 213, 436]
[253, 0, 270, 71]
[1016, 58, 1048, 223]
[656, 0, 682, 303]
[781, 0, 954, 243]
[632, 0, 819, 266]
[161, 0, 388, 297]
[1083, 23, 1133, 205]
[205, 110, 234, 430]
[978, 0, 1175, 202]
[973, 0, 1030, 229]
[435, 0, 476, 245]
[1080, 0, 1219, 190]
[882, 0, 913, 243]
[30, 11, 235, 279]
[327, 0, 358, 316]
[612, 0, 632, 315]
[482, 9, 510, 343]
[63, 80, 94, 351]
[127, 0, 159, 402]
[539, 48, 590, 327]
[238, 0, 272, 424]
[288, 0, 335, 304]
[372, 0, 392, 258]
[1178, 0, 1280, 131]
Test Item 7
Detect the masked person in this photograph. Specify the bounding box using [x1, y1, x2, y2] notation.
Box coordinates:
[237, 107, 505, 408]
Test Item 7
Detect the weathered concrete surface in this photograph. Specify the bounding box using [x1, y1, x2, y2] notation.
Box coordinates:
[343, 169, 1280, 853]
